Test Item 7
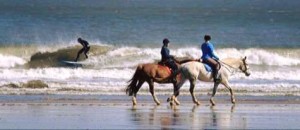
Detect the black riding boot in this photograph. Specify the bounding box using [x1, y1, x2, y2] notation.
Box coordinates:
[213, 70, 221, 83]
[170, 70, 177, 83]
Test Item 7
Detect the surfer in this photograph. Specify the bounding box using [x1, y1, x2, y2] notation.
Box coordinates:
[75, 38, 90, 62]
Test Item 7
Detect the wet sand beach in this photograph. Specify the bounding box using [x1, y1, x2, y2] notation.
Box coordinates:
[0, 95, 300, 129]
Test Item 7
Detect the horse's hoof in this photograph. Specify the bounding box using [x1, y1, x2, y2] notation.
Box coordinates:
[167, 97, 171, 102]
[156, 102, 161, 106]
[174, 98, 180, 105]
[170, 101, 174, 106]
[196, 101, 201, 106]
[232, 100, 236, 104]
[133, 100, 137, 106]
[175, 101, 180, 105]
[210, 99, 215, 106]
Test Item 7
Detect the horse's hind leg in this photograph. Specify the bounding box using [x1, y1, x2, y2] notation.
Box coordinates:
[168, 79, 186, 106]
[168, 87, 180, 106]
[210, 82, 220, 106]
[132, 80, 145, 106]
[222, 80, 235, 104]
[190, 79, 200, 105]
[148, 80, 161, 105]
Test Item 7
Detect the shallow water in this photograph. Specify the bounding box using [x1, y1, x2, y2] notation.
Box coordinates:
[0, 101, 300, 129]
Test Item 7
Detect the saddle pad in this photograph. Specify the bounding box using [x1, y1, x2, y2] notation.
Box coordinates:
[204, 64, 212, 72]
[158, 65, 172, 75]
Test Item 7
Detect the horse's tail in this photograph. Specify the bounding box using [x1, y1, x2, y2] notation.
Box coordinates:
[126, 65, 143, 96]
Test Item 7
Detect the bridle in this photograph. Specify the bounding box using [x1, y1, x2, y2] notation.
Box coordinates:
[219, 59, 249, 75]
[240, 58, 249, 74]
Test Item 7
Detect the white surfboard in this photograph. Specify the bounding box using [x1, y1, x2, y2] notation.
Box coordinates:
[61, 60, 84, 67]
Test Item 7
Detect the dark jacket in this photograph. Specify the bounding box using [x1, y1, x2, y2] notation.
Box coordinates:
[161, 46, 173, 62]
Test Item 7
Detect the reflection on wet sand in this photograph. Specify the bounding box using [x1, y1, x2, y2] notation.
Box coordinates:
[129, 104, 247, 129]
[208, 105, 246, 129]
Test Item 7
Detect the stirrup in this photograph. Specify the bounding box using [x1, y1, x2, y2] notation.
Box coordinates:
[172, 78, 177, 83]
[213, 75, 221, 83]
[214, 78, 221, 83]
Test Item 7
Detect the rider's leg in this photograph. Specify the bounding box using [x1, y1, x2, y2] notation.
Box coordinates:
[168, 61, 178, 82]
[205, 58, 220, 82]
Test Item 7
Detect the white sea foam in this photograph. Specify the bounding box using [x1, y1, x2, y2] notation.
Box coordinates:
[0, 54, 26, 68]
[82, 47, 300, 68]
[0, 66, 299, 95]
[0, 77, 299, 95]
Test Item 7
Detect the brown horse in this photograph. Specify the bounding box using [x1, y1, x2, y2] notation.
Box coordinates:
[126, 59, 194, 105]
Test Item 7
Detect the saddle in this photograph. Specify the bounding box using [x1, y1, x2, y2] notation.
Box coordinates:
[204, 64, 213, 72]
[198, 59, 221, 72]
[157, 63, 172, 75]
[158, 60, 166, 66]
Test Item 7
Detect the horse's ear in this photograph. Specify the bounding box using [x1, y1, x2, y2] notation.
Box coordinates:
[244, 56, 247, 60]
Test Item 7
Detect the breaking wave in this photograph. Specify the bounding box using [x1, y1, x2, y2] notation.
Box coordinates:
[0, 45, 299, 96]
[1, 45, 300, 69]
[0, 54, 26, 68]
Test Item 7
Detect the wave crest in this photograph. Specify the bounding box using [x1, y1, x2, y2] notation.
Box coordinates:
[0, 54, 26, 68]
[26, 45, 111, 68]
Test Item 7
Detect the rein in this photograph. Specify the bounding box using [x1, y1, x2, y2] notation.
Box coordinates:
[219, 60, 241, 75]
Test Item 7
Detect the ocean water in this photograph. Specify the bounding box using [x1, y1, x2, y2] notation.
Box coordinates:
[0, 0, 299, 96]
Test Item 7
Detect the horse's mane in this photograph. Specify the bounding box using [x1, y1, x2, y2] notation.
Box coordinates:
[155, 58, 199, 65]
[177, 59, 199, 64]
[221, 57, 242, 64]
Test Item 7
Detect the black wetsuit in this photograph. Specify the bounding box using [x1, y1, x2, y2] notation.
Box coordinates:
[75, 39, 90, 62]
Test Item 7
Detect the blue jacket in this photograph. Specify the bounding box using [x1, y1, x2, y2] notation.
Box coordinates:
[201, 42, 219, 60]
[161, 46, 173, 62]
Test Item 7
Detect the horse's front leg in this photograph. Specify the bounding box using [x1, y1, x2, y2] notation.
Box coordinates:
[167, 80, 185, 106]
[210, 82, 220, 106]
[148, 80, 161, 105]
[132, 94, 137, 106]
[168, 88, 180, 106]
[222, 81, 235, 104]
[190, 79, 200, 105]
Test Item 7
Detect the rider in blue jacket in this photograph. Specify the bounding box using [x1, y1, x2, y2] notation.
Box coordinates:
[201, 35, 221, 82]
[161, 38, 178, 82]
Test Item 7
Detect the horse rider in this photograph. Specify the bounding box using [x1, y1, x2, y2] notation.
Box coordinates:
[201, 35, 221, 82]
[161, 38, 178, 82]
[75, 38, 90, 62]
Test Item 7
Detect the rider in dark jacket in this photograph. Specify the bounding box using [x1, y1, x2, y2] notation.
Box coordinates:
[201, 35, 221, 82]
[161, 38, 178, 82]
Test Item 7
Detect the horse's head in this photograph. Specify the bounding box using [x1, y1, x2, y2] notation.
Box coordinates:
[239, 56, 251, 76]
